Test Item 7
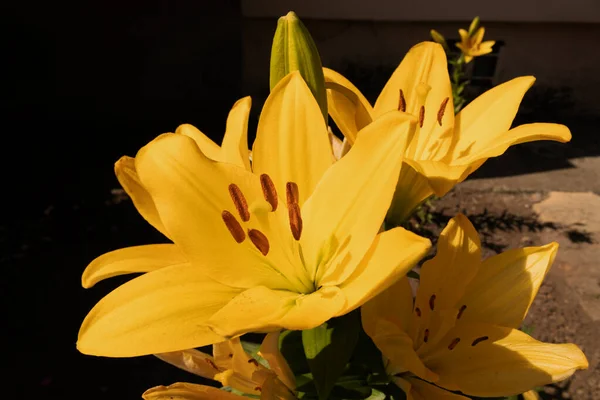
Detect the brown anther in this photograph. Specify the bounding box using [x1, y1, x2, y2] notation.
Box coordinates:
[415, 307, 421, 317]
[471, 336, 489, 347]
[222, 211, 245, 243]
[248, 229, 270, 256]
[228, 353, 233, 358]
[228, 184, 250, 222]
[254, 387, 262, 392]
[260, 174, 278, 211]
[448, 338, 461, 350]
[398, 89, 407, 112]
[286, 182, 300, 206]
[419, 106, 425, 128]
[288, 203, 303, 240]
[248, 358, 259, 366]
[457, 305, 467, 319]
[423, 328, 430, 343]
[205, 359, 220, 371]
[429, 294, 436, 311]
[437, 97, 449, 126]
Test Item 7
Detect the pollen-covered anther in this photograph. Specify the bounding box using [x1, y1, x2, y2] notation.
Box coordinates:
[254, 387, 262, 392]
[288, 203, 303, 240]
[415, 307, 421, 317]
[398, 89, 407, 112]
[228, 183, 250, 222]
[423, 328, 430, 343]
[248, 229, 270, 256]
[457, 304, 467, 319]
[429, 294, 436, 311]
[248, 358, 259, 366]
[286, 181, 300, 206]
[419, 106, 425, 128]
[260, 174, 278, 211]
[437, 97, 449, 126]
[448, 338, 461, 350]
[471, 336, 489, 347]
[222, 211, 246, 243]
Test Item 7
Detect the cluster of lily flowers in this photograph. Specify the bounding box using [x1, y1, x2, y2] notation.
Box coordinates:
[77, 12, 588, 400]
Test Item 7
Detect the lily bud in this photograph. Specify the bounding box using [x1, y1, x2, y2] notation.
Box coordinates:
[468, 16, 480, 36]
[270, 11, 328, 122]
[430, 29, 449, 52]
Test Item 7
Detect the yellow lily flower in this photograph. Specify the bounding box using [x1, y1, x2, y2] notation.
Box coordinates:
[362, 214, 588, 399]
[323, 42, 571, 223]
[145, 332, 296, 399]
[456, 27, 495, 63]
[77, 71, 431, 357]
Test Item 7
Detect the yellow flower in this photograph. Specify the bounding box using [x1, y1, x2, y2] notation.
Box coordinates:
[362, 214, 588, 399]
[144, 332, 296, 399]
[456, 26, 495, 63]
[77, 71, 431, 357]
[323, 42, 571, 223]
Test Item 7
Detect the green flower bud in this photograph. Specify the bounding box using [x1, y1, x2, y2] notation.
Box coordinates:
[270, 11, 328, 122]
[430, 29, 449, 52]
[468, 16, 481, 37]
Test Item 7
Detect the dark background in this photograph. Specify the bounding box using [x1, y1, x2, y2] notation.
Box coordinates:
[4, 1, 599, 399]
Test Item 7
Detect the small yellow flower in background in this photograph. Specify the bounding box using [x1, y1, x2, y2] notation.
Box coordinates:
[323, 42, 571, 224]
[144, 332, 296, 399]
[456, 18, 496, 63]
[77, 71, 431, 357]
[522, 389, 541, 400]
[362, 214, 588, 399]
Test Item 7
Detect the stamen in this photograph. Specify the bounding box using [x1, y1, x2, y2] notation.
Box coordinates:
[437, 97, 449, 126]
[457, 305, 467, 319]
[423, 328, 430, 343]
[222, 211, 246, 243]
[286, 182, 300, 206]
[415, 307, 421, 317]
[228, 353, 233, 358]
[254, 387, 262, 392]
[471, 336, 489, 347]
[398, 89, 407, 112]
[419, 106, 425, 128]
[228, 184, 250, 222]
[248, 358, 259, 366]
[248, 229, 270, 256]
[288, 203, 303, 240]
[260, 174, 278, 211]
[448, 338, 461, 350]
[429, 294, 436, 311]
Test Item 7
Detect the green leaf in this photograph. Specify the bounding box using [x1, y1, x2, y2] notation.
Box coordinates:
[302, 310, 361, 400]
[280, 329, 311, 375]
[365, 388, 386, 400]
[270, 11, 328, 122]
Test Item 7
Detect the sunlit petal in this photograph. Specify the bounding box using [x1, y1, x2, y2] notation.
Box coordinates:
[406, 376, 470, 400]
[154, 348, 218, 379]
[361, 277, 414, 335]
[258, 332, 296, 391]
[175, 124, 222, 161]
[143, 383, 241, 400]
[221, 96, 252, 170]
[82, 244, 186, 288]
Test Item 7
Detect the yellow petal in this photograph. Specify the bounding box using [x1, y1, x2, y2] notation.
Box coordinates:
[154, 349, 218, 379]
[448, 76, 536, 161]
[301, 112, 414, 283]
[261, 375, 297, 400]
[472, 26, 485, 46]
[464, 55, 473, 63]
[143, 383, 241, 400]
[221, 96, 252, 171]
[258, 332, 296, 391]
[82, 244, 186, 288]
[77, 263, 238, 357]
[406, 376, 470, 400]
[136, 133, 297, 291]
[323, 67, 373, 143]
[424, 323, 589, 398]
[115, 156, 169, 237]
[414, 214, 481, 323]
[207, 286, 346, 336]
[252, 71, 333, 206]
[403, 158, 471, 197]
[175, 124, 222, 161]
[337, 228, 431, 314]
[458, 29, 469, 43]
[366, 319, 438, 382]
[374, 42, 454, 161]
[361, 277, 414, 335]
[452, 123, 572, 166]
[213, 338, 263, 395]
[522, 389, 541, 400]
[386, 162, 435, 225]
[458, 243, 558, 329]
